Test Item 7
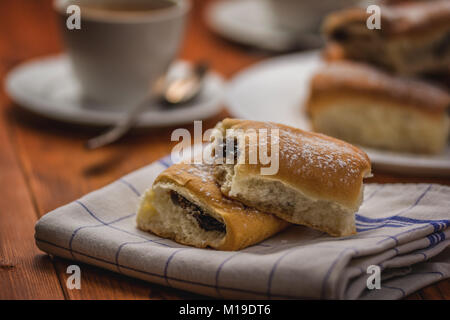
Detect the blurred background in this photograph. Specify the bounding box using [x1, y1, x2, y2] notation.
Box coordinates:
[1, 0, 449, 300]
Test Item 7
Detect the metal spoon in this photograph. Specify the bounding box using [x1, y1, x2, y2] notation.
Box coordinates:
[85, 61, 209, 150]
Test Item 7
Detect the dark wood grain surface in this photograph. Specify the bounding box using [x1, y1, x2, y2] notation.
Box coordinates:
[0, 0, 448, 300]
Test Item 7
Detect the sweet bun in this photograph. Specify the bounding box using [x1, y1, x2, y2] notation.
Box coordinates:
[136, 163, 288, 250]
[210, 119, 372, 237]
[323, 0, 450, 76]
[306, 62, 450, 154]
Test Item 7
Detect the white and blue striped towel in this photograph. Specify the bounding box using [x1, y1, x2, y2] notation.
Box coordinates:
[35, 156, 450, 299]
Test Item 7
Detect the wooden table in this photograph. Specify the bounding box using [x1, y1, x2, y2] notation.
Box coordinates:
[0, 0, 448, 300]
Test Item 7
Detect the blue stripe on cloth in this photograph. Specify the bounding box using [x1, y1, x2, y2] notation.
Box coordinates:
[426, 231, 446, 249]
[427, 234, 438, 247]
[320, 247, 359, 299]
[356, 215, 450, 227]
[356, 223, 412, 230]
[158, 156, 172, 168]
[215, 252, 241, 298]
[356, 219, 411, 226]
[411, 271, 444, 278]
[356, 223, 411, 232]
[416, 252, 428, 260]
[118, 178, 141, 196]
[74, 200, 174, 247]
[75, 200, 109, 225]
[266, 248, 300, 299]
[115, 240, 149, 273]
[383, 285, 406, 298]
[68, 213, 136, 260]
[164, 249, 189, 286]
[377, 224, 435, 245]
[355, 185, 450, 233]
[357, 185, 430, 224]
[35, 237, 316, 299]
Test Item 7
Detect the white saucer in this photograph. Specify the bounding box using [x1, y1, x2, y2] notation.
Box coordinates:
[225, 51, 450, 176]
[205, 0, 322, 52]
[5, 55, 225, 127]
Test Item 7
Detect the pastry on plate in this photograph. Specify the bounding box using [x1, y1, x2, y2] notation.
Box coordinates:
[137, 163, 288, 250]
[323, 41, 450, 90]
[306, 62, 450, 154]
[210, 118, 372, 237]
[323, 0, 450, 76]
[322, 42, 347, 63]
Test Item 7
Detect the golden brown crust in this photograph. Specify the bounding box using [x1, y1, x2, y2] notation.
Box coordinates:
[324, 1, 450, 37]
[322, 42, 347, 62]
[269, 210, 356, 238]
[218, 119, 372, 209]
[153, 163, 289, 251]
[307, 62, 450, 116]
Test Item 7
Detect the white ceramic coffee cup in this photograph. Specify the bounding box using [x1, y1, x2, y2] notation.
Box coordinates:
[53, 0, 190, 108]
[268, 0, 360, 34]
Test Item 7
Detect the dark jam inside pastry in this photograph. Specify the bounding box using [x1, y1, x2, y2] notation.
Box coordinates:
[170, 191, 226, 233]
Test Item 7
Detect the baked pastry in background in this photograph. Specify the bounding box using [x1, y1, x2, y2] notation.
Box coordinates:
[323, 42, 450, 91]
[380, 0, 433, 3]
[322, 42, 347, 63]
[323, 0, 450, 76]
[210, 119, 372, 237]
[137, 163, 288, 250]
[306, 62, 450, 154]
[425, 67, 450, 91]
[379, 0, 436, 4]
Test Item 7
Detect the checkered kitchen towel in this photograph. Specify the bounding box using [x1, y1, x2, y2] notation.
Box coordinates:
[35, 156, 450, 299]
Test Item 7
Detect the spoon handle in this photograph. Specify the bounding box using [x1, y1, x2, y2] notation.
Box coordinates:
[85, 61, 209, 150]
[84, 99, 149, 150]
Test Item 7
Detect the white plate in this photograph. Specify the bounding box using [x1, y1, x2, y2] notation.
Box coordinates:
[205, 0, 322, 52]
[5, 55, 225, 127]
[225, 51, 450, 176]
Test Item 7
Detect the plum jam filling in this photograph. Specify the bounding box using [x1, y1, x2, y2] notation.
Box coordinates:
[170, 191, 226, 233]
